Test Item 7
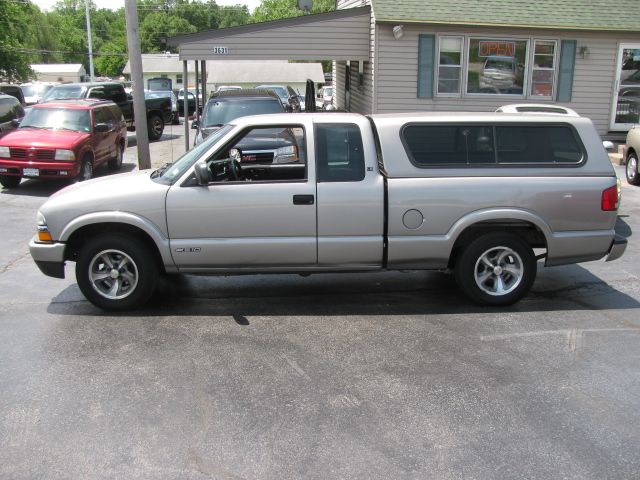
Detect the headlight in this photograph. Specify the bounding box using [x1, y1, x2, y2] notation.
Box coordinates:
[274, 145, 299, 164]
[36, 211, 52, 242]
[0, 146, 10, 158]
[54, 149, 75, 161]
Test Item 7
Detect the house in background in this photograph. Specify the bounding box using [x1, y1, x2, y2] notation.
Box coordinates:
[123, 53, 196, 90]
[123, 54, 324, 95]
[206, 60, 324, 95]
[30, 64, 86, 83]
[168, 0, 640, 137]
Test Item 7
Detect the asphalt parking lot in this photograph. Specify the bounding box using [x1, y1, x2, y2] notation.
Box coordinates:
[0, 124, 639, 479]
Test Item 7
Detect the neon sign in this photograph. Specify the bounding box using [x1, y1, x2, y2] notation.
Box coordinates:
[479, 41, 516, 57]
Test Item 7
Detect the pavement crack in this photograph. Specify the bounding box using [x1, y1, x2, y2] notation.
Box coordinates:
[0, 251, 31, 275]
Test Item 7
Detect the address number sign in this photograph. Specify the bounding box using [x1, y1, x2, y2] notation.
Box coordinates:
[213, 46, 229, 55]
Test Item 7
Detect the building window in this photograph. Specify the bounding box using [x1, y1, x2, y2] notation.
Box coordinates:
[437, 36, 463, 95]
[467, 38, 528, 95]
[176, 74, 183, 84]
[530, 40, 557, 98]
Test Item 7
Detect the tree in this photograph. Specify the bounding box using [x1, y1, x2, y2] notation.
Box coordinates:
[140, 12, 197, 52]
[251, 0, 334, 23]
[94, 39, 128, 77]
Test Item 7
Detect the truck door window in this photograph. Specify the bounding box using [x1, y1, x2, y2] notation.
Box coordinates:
[209, 126, 306, 182]
[315, 123, 365, 182]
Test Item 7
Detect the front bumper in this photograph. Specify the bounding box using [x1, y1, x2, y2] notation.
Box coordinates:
[0, 159, 80, 179]
[29, 236, 66, 278]
[605, 234, 627, 262]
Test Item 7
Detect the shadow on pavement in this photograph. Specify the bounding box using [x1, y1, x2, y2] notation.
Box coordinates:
[46, 264, 640, 318]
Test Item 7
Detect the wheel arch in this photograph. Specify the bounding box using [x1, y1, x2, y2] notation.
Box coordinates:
[60, 213, 172, 271]
[447, 209, 551, 268]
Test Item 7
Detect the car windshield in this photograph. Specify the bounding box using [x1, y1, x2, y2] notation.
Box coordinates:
[258, 86, 288, 99]
[324, 87, 333, 96]
[202, 99, 283, 127]
[155, 124, 233, 183]
[21, 84, 53, 97]
[145, 91, 172, 99]
[485, 58, 514, 70]
[20, 107, 91, 132]
[42, 85, 86, 101]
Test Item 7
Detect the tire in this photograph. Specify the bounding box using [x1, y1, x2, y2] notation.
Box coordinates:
[454, 232, 536, 306]
[77, 156, 93, 182]
[108, 142, 124, 171]
[0, 175, 21, 188]
[626, 152, 640, 186]
[75, 233, 158, 311]
[147, 114, 164, 141]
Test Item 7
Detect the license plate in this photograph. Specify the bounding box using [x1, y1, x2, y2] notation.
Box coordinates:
[23, 168, 39, 177]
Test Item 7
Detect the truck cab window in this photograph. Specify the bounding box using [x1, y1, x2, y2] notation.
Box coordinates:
[315, 123, 365, 182]
[209, 126, 306, 182]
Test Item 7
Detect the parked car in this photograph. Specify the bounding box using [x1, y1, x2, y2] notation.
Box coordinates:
[0, 84, 26, 106]
[316, 86, 333, 110]
[177, 88, 204, 116]
[0, 99, 127, 189]
[29, 111, 625, 310]
[20, 82, 59, 105]
[496, 104, 580, 116]
[41, 82, 170, 141]
[192, 89, 284, 145]
[0, 93, 25, 133]
[624, 124, 640, 185]
[254, 84, 301, 112]
[145, 90, 179, 125]
[479, 56, 525, 93]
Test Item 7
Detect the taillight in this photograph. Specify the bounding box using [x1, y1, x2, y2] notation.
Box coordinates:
[601, 185, 619, 211]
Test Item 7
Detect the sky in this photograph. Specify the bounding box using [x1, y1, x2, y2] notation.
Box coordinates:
[31, 0, 262, 12]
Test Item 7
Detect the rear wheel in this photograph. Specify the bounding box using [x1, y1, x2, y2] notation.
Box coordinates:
[454, 232, 536, 306]
[0, 175, 21, 188]
[626, 152, 640, 185]
[147, 114, 164, 141]
[108, 142, 124, 171]
[75, 233, 158, 311]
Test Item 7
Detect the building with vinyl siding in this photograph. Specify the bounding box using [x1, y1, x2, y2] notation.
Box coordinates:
[168, 0, 640, 138]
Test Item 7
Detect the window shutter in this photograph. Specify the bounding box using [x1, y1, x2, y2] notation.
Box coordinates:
[556, 40, 577, 102]
[418, 34, 435, 98]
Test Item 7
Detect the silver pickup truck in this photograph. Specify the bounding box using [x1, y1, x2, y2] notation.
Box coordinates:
[29, 112, 626, 310]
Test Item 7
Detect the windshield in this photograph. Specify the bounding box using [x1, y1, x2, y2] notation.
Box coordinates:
[258, 86, 288, 99]
[324, 87, 333, 96]
[484, 58, 515, 71]
[155, 124, 233, 183]
[202, 99, 283, 127]
[20, 107, 91, 132]
[42, 85, 87, 101]
[21, 84, 53, 97]
[145, 91, 172, 99]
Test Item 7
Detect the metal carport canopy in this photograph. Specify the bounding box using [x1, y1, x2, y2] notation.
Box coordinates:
[167, 6, 371, 61]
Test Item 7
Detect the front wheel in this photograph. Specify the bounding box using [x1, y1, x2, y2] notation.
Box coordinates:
[626, 152, 640, 185]
[0, 175, 21, 188]
[77, 156, 93, 182]
[147, 114, 164, 141]
[75, 234, 158, 311]
[454, 232, 536, 306]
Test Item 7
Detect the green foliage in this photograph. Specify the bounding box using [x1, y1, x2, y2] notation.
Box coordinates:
[251, 0, 334, 23]
[140, 12, 197, 52]
[94, 39, 128, 77]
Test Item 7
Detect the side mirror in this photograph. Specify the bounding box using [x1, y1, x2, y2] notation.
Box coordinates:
[602, 140, 616, 152]
[191, 119, 200, 130]
[126, 94, 133, 101]
[11, 119, 21, 128]
[94, 123, 110, 133]
[193, 160, 211, 185]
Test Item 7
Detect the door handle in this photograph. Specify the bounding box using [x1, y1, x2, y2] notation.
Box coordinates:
[293, 194, 314, 205]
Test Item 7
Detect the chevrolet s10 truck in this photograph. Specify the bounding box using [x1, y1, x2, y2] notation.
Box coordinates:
[29, 112, 627, 310]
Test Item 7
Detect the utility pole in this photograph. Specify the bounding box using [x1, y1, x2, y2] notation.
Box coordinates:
[84, 0, 95, 81]
[124, 0, 151, 169]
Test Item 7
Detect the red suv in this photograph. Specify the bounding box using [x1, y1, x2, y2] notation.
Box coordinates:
[0, 99, 127, 188]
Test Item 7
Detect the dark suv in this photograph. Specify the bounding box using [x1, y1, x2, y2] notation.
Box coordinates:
[192, 89, 285, 145]
[0, 93, 25, 133]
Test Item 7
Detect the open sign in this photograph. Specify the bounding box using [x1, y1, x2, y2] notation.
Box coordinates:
[479, 41, 515, 57]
